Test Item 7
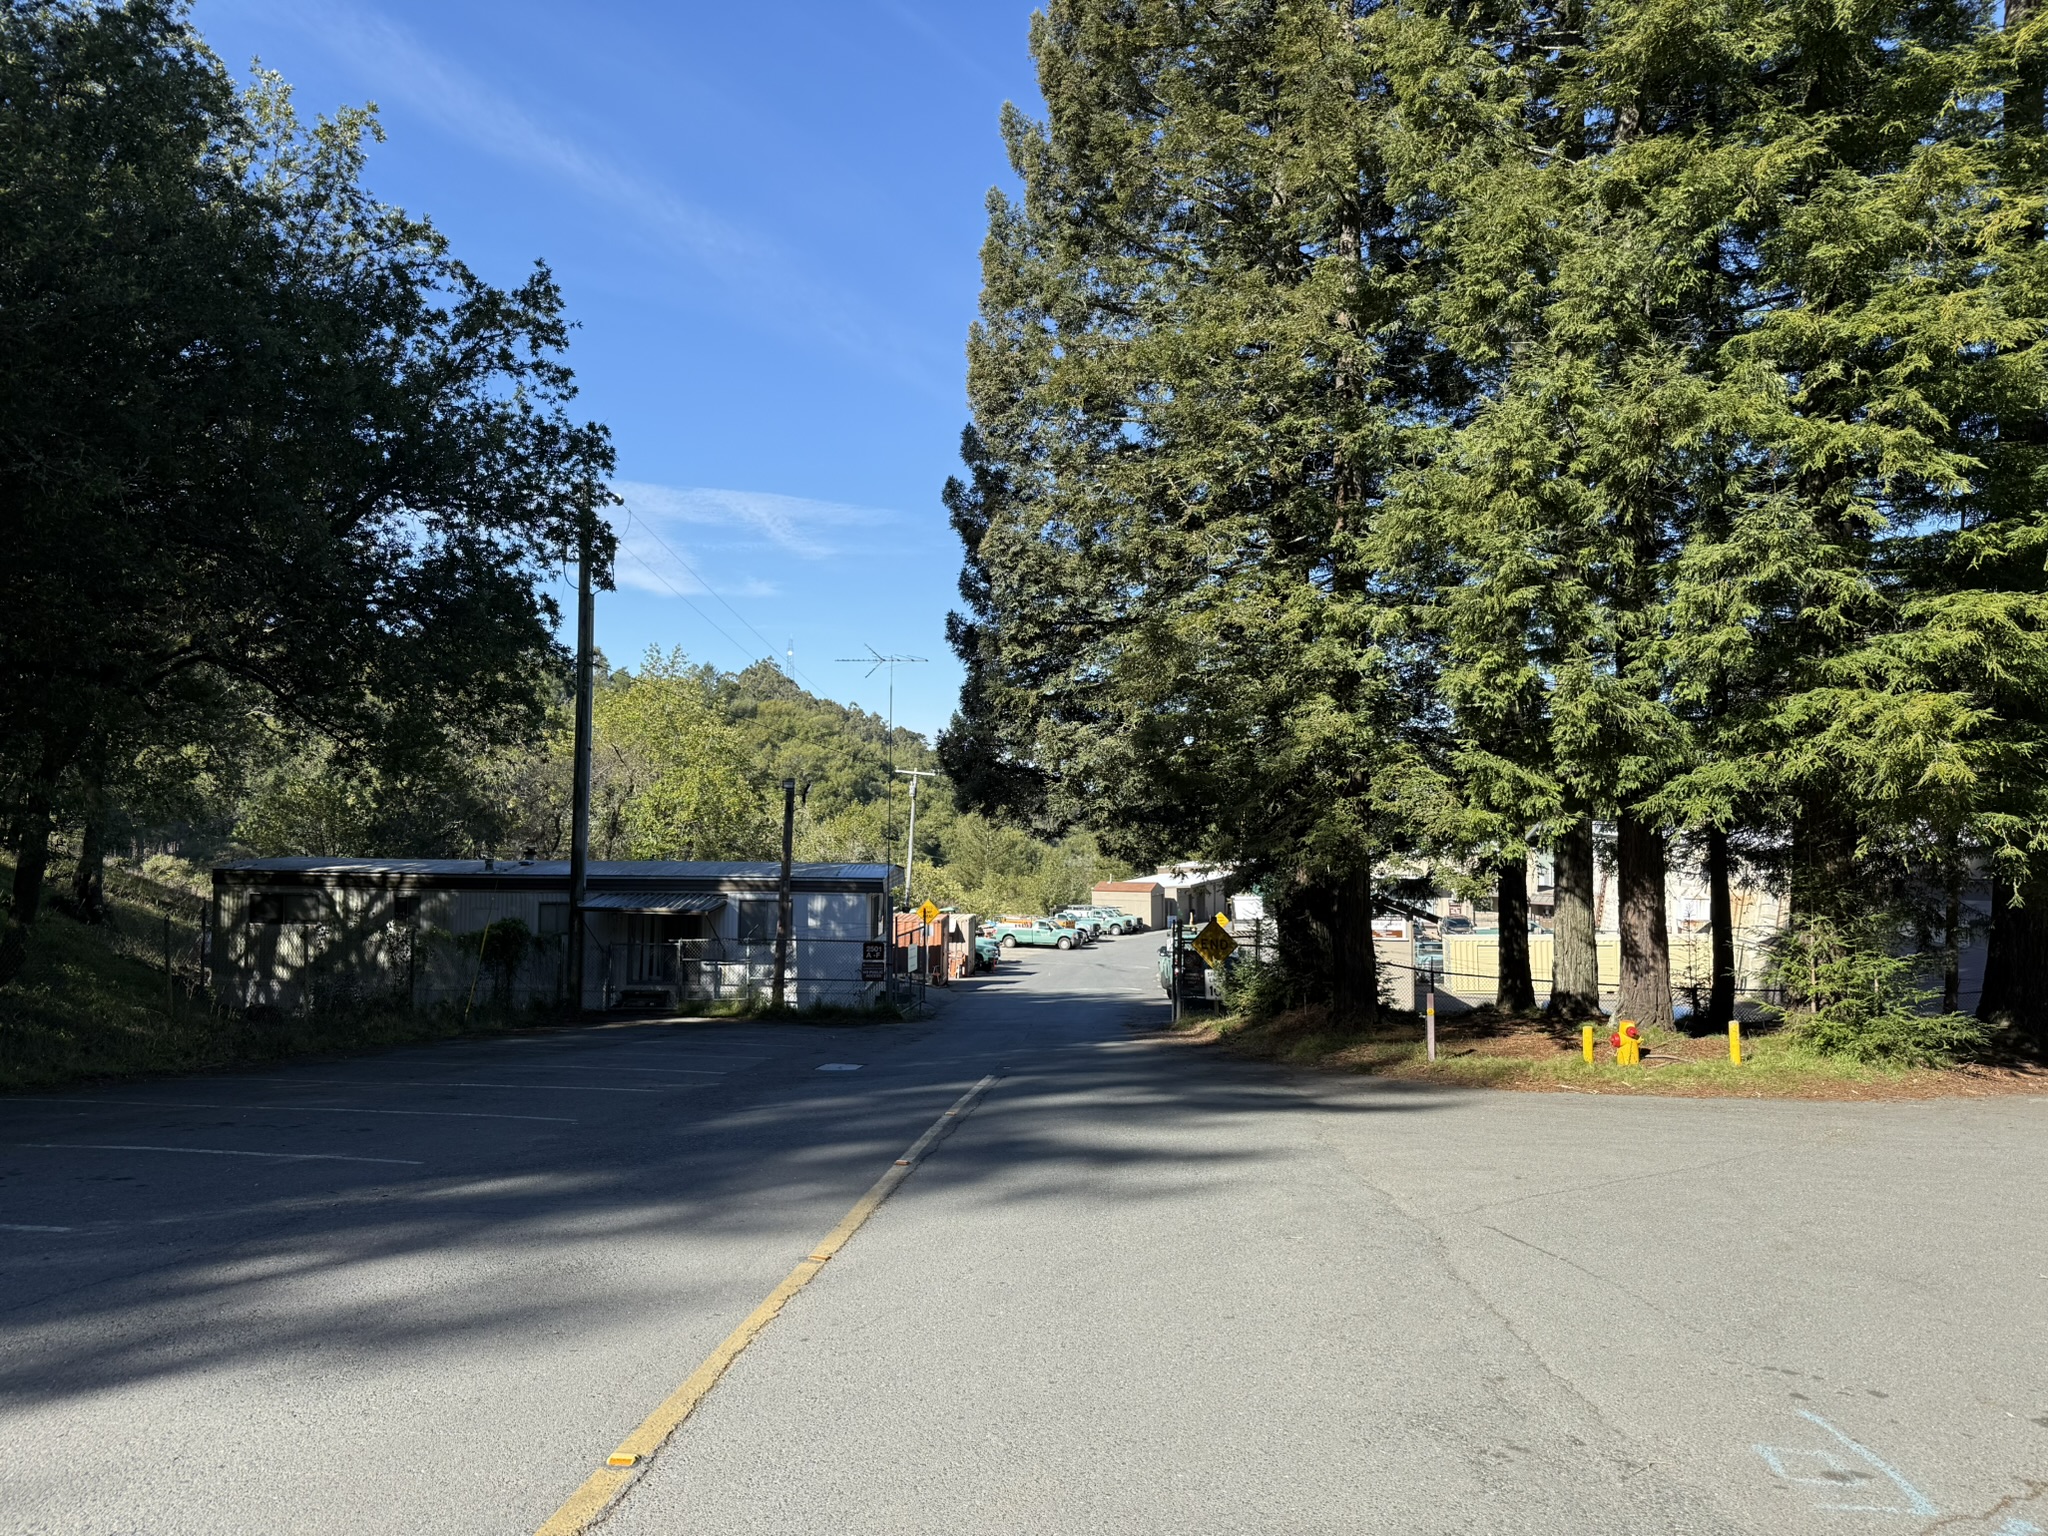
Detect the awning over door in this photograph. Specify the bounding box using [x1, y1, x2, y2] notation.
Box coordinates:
[580, 891, 728, 915]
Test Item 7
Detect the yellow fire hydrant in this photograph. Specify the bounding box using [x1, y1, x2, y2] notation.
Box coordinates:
[1609, 1021, 1642, 1065]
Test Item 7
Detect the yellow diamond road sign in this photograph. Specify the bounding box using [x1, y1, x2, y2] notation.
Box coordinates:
[915, 900, 942, 927]
[1192, 916, 1237, 970]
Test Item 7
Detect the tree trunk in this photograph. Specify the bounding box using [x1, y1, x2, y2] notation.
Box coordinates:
[68, 745, 109, 923]
[1788, 793, 1858, 927]
[1704, 826, 1735, 1030]
[1616, 809, 1673, 1031]
[1979, 873, 2048, 1050]
[1329, 868, 1379, 1026]
[1941, 867, 1962, 1015]
[1495, 855, 1535, 1012]
[0, 733, 80, 988]
[1548, 812, 1599, 1018]
[0, 800, 55, 989]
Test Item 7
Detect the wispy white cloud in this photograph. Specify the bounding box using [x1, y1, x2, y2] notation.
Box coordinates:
[603, 481, 902, 678]
[615, 480, 896, 566]
[245, 0, 945, 388]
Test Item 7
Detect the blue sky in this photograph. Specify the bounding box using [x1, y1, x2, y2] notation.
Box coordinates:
[192, 0, 1045, 740]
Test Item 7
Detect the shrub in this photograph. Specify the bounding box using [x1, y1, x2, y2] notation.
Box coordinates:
[1769, 919, 1987, 1068]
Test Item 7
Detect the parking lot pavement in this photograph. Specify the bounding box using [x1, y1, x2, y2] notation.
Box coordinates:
[600, 940, 2048, 1536]
[6, 926, 2043, 1535]
[0, 1005, 1025, 1535]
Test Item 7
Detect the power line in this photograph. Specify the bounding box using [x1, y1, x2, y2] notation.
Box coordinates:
[614, 527, 759, 670]
[619, 509, 823, 693]
[836, 647, 930, 900]
[604, 533, 931, 877]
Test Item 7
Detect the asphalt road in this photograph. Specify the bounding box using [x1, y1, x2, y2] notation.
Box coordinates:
[2, 934, 2043, 1535]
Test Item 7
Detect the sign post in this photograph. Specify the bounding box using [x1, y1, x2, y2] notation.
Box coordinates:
[1191, 916, 1237, 1004]
[1168, 920, 1180, 1023]
[1426, 974, 1437, 1063]
[914, 898, 941, 982]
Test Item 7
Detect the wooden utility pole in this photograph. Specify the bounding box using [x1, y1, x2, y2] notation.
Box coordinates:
[566, 517, 596, 1017]
[896, 767, 939, 978]
[772, 778, 796, 1009]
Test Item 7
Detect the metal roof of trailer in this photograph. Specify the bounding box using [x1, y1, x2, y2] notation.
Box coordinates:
[212, 858, 895, 884]
[579, 891, 728, 913]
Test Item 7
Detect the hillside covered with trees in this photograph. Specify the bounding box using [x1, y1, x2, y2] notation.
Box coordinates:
[232, 653, 1122, 920]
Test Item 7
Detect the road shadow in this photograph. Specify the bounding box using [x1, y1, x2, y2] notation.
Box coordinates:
[0, 961, 1448, 1409]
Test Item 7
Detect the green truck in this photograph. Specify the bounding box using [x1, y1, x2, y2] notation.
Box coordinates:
[1074, 904, 1142, 936]
[986, 917, 1075, 950]
[1054, 907, 1108, 939]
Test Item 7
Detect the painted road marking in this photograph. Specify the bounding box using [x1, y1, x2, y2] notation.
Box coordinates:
[816, 1063, 862, 1072]
[30, 1097, 577, 1124]
[14, 1143, 425, 1167]
[533, 1073, 1004, 1536]
[1753, 1409, 1939, 1517]
[0, 1223, 73, 1233]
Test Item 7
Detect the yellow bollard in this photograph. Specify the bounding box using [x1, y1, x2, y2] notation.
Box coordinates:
[1581, 1024, 1594, 1064]
[1728, 1019, 1742, 1066]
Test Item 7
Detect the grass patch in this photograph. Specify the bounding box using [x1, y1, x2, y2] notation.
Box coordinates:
[1202, 1004, 2048, 1100]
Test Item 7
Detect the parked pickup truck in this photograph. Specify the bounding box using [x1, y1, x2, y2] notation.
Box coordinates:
[1054, 907, 1109, 940]
[986, 917, 1074, 950]
[973, 935, 1002, 971]
[1050, 911, 1098, 943]
[1077, 905, 1142, 936]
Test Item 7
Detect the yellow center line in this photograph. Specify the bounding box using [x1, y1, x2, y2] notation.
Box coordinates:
[532, 1072, 1003, 1536]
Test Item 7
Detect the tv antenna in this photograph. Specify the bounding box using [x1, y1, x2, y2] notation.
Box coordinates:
[837, 646, 928, 898]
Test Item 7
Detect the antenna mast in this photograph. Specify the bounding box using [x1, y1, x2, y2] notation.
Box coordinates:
[836, 645, 927, 904]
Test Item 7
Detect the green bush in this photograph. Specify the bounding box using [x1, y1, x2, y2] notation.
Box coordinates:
[1220, 953, 1316, 1020]
[1770, 920, 1987, 1068]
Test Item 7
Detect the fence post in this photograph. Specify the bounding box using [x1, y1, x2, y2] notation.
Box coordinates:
[163, 913, 174, 1016]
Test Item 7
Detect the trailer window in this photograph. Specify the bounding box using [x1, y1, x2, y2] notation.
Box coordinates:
[737, 899, 777, 944]
[249, 891, 324, 924]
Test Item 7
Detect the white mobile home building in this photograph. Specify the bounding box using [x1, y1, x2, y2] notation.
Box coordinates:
[211, 858, 897, 1014]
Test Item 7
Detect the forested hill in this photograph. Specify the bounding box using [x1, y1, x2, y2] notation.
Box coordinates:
[712, 661, 935, 824]
[84, 650, 1118, 922]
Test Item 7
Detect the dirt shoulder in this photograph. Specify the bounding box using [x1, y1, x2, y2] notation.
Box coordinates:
[1166, 1006, 2048, 1101]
